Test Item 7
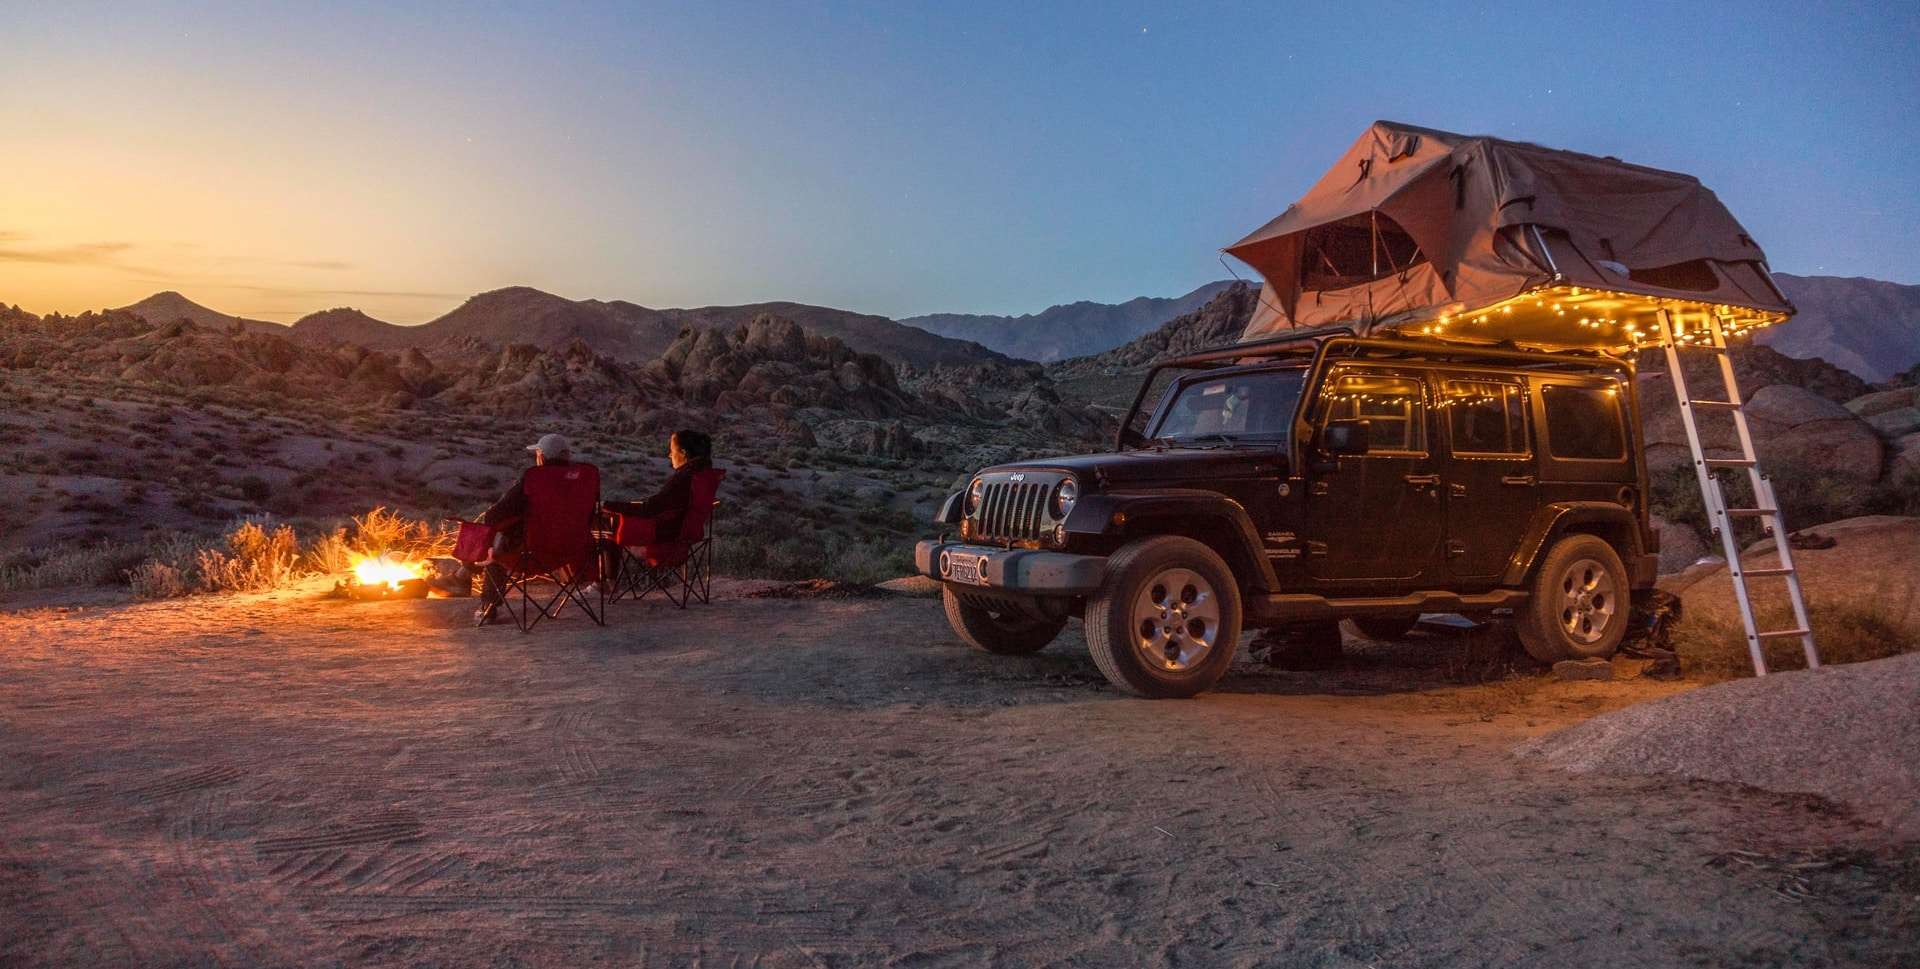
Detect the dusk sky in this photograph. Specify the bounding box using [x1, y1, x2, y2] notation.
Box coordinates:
[4, 1, 1916, 324]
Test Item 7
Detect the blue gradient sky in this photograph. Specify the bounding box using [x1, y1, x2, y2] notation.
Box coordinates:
[3, 1, 1916, 323]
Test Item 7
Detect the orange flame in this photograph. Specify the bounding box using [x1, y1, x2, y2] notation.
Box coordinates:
[352, 552, 423, 590]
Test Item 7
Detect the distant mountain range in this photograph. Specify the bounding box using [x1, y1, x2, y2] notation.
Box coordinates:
[118, 288, 1010, 370]
[900, 281, 1237, 363]
[30, 272, 1920, 381]
[1767, 274, 1920, 383]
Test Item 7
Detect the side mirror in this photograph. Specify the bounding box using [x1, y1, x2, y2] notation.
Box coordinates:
[1321, 419, 1371, 456]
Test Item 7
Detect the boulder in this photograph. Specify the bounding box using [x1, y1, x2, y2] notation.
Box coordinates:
[1892, 433, 1920, 478]
[1650, 513, 1712, 574]
[1864, 406, 1920, 439]
[1743, 384, 1854, 425]
[1845, 385, 1920, 418]
[1640, 377, 1887, 482]
[1661, 516, 1920, 632]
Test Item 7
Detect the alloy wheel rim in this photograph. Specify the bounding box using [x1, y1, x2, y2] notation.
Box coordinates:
[1558, 557, 1617, 645]
[1131, 567, 1220, 672]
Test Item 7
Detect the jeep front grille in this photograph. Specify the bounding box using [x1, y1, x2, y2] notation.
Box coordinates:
[974, 480, 1051, 543]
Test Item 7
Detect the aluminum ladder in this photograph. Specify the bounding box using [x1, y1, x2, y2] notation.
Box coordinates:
[1654, 309, 1820, 676]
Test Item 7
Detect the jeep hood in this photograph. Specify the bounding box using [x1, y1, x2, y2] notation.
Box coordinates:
[983, 448, 1288, 488]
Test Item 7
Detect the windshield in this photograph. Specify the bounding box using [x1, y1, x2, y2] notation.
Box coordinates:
[1147, 368, 1306, 446]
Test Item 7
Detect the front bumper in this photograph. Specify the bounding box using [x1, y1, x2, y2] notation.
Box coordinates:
[914, 541, 1106, 596]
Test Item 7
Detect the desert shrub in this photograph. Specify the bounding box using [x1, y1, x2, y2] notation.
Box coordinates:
[0, 540, 149, 592]
[237, 475, 272, 502]
[1652, 464, 1920, 541]
[192, 520, 300, 593]
[1671, 597, 1920, 681]
[127, 561, 192, 599]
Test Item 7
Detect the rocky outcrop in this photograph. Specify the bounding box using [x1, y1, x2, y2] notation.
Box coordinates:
[642, 315, 916, 418]
[1047, 283, 1260, 381]
[1639, 361, 1884, 482]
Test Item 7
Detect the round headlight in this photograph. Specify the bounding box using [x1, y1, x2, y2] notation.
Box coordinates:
[1051, 477, 1079, 518]
[966, 477, 985, 513]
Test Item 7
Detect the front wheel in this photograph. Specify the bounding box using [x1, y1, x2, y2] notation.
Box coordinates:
[1514, 534, 1629, 663]
[1085, 536, 1242, 698]
[942, 587, 1065, 655]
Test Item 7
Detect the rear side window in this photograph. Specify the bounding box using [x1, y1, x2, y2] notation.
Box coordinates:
[1541, 384, 1625, 460]
[1443, 379, 1528, 456]
[1319, 371, 1426, 454]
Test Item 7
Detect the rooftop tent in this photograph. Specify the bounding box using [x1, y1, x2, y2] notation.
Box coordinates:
[1223, 121, 1794, 350]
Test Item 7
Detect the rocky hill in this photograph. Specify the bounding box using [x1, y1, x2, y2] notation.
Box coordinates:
[902, 280, 1236, 363]
[288, 307, 415, 348]
[1046, 282, 1261, 381]
[633, 301, 1009, 368]
[1768, 274, 1920, 383]
[282, 288, 1004, 369]
[118, 291, 282, 336]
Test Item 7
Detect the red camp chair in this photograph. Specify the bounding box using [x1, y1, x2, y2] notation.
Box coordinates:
[455, 462, 605, 633]
[610, 468, 724, 608]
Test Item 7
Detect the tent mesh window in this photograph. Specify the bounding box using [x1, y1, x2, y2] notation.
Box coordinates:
[1626, 259, 1720, 293]
[1300, 212, 1428, 292]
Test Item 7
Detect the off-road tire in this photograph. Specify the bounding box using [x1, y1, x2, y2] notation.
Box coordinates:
[1085, 536, 1242, 698]
[1515, 534, 1630, 663]
[1348, 615, 1420, 641]
[942, 587, 1065, 655]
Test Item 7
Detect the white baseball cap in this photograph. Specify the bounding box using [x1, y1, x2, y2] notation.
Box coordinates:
[527, 432, 572, 457]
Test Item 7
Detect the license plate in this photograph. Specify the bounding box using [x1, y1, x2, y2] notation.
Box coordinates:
[948, 551, 987, 586]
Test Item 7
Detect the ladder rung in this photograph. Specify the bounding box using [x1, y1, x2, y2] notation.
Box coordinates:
[1704, 458, 1756, 469]
[1735, 567, 1795, 578]
[1723, 507, 1776, 518]
[1754, 628, 1811, 640]
[1668, 342, 1727, 352]
[1686, 399, 1741, 409]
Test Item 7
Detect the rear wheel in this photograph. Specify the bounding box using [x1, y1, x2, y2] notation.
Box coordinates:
[1514, 534, 1629, 663]
[942, 587, 1064, 655]
[1348, 615, 1420, 641]
[1085, 536, 1242, 698]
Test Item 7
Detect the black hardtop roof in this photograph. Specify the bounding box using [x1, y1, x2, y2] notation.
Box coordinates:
[1156, 329, 1634, 376]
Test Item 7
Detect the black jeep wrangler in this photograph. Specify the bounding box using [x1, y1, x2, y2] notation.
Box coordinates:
[916, 328, 1661, 697]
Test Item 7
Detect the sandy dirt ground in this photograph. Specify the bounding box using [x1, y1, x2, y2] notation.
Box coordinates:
[2, 581, 1914, 968]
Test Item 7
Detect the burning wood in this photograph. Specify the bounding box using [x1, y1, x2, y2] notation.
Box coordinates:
[340, 552, 430, 600]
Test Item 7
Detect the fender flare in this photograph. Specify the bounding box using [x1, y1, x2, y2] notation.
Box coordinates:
[1065, 489, 1280, 593]
[1501, 501, 1646, 587]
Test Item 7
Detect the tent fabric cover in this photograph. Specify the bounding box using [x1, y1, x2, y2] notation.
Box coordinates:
[1227, 121, 1791, 344]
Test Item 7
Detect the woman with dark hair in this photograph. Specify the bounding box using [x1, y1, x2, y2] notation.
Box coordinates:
[602, 429, 713, 548]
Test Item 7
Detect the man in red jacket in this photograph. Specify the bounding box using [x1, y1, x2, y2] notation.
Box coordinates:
[474, 431, 580, 625]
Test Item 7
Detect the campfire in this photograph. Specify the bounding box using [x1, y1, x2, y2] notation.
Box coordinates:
[343, 552, 430, 600]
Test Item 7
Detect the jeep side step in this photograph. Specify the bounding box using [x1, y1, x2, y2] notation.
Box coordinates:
[1250, 589, 1529, 623]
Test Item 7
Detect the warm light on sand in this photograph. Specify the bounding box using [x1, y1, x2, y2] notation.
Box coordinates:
[351, 552, 423, 590]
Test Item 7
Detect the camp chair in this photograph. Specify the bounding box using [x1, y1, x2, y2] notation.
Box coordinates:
[458, 462, 606, 633]
[609, 468, 724, 608]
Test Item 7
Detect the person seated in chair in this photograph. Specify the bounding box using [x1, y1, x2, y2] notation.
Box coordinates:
[600, 429, 713, 578]
[473, 431, 579, 626]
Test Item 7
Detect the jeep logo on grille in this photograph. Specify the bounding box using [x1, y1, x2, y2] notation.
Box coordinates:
[1008, 473, 1025, 482]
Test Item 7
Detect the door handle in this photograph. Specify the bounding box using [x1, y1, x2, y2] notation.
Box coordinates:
[1403, 473, 1440, 486]
[1501, 475, 1536, 486]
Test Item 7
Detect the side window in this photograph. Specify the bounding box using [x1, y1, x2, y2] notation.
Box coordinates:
[1127, 368, 1183, 441]
[1319, 370, 1426, 454]
[1541, 383, 1626, 460]
[1443, 379, 1529, 457]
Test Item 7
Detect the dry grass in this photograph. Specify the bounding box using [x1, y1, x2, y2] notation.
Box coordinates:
[0, 540, 150, 592]
[1672, 598, 1920, 680]
[120, 509, 454, 600]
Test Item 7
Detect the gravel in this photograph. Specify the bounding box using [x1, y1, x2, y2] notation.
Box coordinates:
[1518, 652, 1920, 838]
